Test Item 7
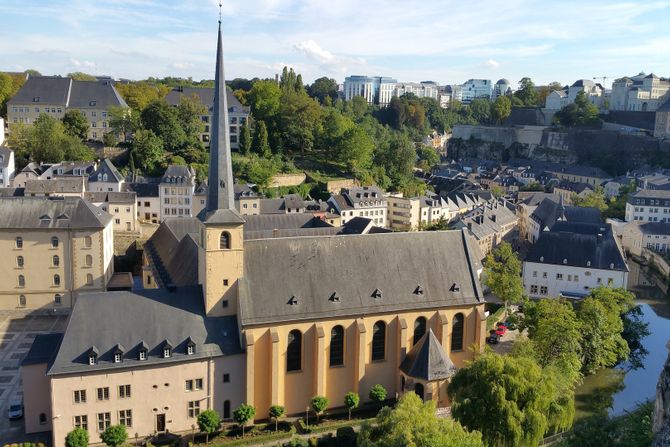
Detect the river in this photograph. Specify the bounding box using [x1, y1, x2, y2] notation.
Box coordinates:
[574, 261, 670, 420]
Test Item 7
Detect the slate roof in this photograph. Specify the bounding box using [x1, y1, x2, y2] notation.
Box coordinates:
[51, 161, 96, 177]
[0, 197, 112, 229]
[89, 159, 124, 183]
[164, 87, 249, 114]
[84, 191, 136, 204]
[7, 76, 72, 105]
[125, 182, 159, 198]
[243, 213, 332, 233]
[48, 286, 242, 375]
[637, 222, 670, 235]
[399, 329, 457, 381]
[25, 178, 85, 195]
[239, 230, 483, 326]
[8, 77, 127, 109]
[161, 165, 195, 184]
[526, 222, 627, 271]
[144, 218, 202, 287]
[0, 146, 12, 167]
[22, 333, 63, 367]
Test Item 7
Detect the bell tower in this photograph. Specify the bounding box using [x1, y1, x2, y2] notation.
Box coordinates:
[198, 15, 245, 317]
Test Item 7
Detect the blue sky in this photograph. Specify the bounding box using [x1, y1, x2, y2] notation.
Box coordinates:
[1, 0, 669, 87]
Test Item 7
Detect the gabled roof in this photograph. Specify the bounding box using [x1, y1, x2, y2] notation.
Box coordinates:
[0, 197, 111, 229]
[48, 286, 242, 375]
[22, 333, 62, 367]
[89, 159, 124, 183]
[399, 329, 456, 381]
[68, 80, 127, 109]
[8, 76, 72, 105]
[84, 191, 136, 204]
[239, 230, 483, 326]
[25, 178, 85, 195]
[125, 182, 159, 198]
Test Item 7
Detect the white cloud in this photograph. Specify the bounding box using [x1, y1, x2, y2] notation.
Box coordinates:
[294, 40, 333, 63]
[486, 59, 500, 69]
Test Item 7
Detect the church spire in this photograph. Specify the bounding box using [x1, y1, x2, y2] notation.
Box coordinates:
[201, 12, 243, 223]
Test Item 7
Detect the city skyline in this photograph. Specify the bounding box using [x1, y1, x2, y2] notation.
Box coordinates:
[1, 0, 670, 86]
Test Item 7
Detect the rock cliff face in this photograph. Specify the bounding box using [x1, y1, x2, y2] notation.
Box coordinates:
[653, 342, 670, 447]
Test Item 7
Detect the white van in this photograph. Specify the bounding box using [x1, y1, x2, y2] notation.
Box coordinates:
[8, 396, 23, 420]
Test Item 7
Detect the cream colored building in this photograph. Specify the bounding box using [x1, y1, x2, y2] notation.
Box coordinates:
[0, 196, 114, 310]
[7, 77, 128, 141]
[24, 178, 87, 198]
[85, 191, 138, 232]
[21, 22, 488, 447]
[387, 193, 453, 231]
[610, 73, 670, 112]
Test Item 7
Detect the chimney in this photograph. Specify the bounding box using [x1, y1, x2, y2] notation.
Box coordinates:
[491, 215, 497, 222]
[467, 222, 472, 231]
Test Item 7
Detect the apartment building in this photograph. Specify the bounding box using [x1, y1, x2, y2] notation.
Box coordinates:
[452, 200, 518, 256]
[625, 189, 670, 222]
[88, 159, 125, 192]
[328, 186, 388, 227]
[159, 165, 196, 219]
[85, 192, 137, 232]
[386, 193, 453, 231]
[7, 76, 127, 141]
[165, 87, 249, 150]
[394, 82, 439, 100]
[343, 76, 398, 106]
[610, 72, 670, 112]
[125, 183, 160, 224]
[545, 79, 604, 110]
[0, 196, 114, 310]
[460, 79, 493, 103]
[522, 222, 628, 299]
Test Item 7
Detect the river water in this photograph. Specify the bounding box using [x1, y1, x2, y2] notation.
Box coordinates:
[574, 262, 670, 419]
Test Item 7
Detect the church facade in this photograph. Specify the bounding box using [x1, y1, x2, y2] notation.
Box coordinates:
[21, 20, 487, 447]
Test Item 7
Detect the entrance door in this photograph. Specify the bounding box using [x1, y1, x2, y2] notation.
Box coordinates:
[414, 383, 425, 401]
[156, 413, 166, 432]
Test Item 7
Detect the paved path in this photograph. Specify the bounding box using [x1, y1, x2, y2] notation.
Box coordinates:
[0, 311, 68, 445]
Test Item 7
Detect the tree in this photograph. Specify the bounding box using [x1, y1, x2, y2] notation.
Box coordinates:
[572, 186, 608, 213]
[0, 72, 15, 118]
[102, 131, 118, 147]
[449, 353, 566, 447]
[483, 242, 523, 310]
[311, 395, 328, 423]
[279, 92, 322, 155]
[469, 99, 491, 124]
[65, 427, 89, 447]
[308, 77, 338, 104]
[336, 126, 374, 176]
[239, 121, 252, 156]
[132, 129, 166, 175]
[554, 91, 602, 127]
[492, 95, 512, 124]
[344, 392, 360, 420]
[140, 100, 187, 153]
[252, 120, 271, 157]
[114, 81, 170, 111]
[197, 409, 221, 445]
[603, 180, 636, 220]
[269, 405, 285, 432]
[416, 145, 440, 171]
[108, 106, 139, 141]
[176, 94, 207, 158]
[100, 424, 128, 447]
[423, 216, 451, 231]
[248, 79, 281, 128]
[358, 393, 483, 447]
[67, 72, 97, 81]
[514, 77, 538, 107]
[349, 96, 369, 120]
[490, 185, 505, 198]
[62, 110, 89, 140]
[369, 384, 387, 403]
[233, 403, 256, 436]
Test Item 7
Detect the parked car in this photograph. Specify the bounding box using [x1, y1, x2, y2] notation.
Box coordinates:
[495, 322, 507, 337]
[487, 329, 499, 344]
[8, 396, 23, 420]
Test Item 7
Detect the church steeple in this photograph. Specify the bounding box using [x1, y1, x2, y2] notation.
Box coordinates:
[200, 15, 243, 224]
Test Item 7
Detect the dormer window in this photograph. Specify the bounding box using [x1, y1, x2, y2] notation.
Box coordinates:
[114, 353, 122, 363]
[139, 349, 147, 361]
[163, 347, 171, 358]
[186, 337, 196, 355]
[89, 355, 97, 365]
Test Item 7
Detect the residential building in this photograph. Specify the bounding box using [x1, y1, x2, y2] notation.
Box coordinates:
[619, 221, 670, 256]
[394, 82, 439, 100]
[89, 159, 125, 192]
[523, 222, 628, 299]
[0, 196, 114, 310]
[0, 146, 15, 187]
[553, 181, 595, 204]
[460, 79, 492, 103]
[545, 79, 605, 110]
[655, 99, 670, 138]
[165, 87, 250, 150]
[492, 79, 511, 99]
[23, 25, 488, 446]
[516, 192, 559, 241]
[159, 165, 196, 220]
[12, 161, 96, 188]
[524, 197, 601, 243]
[451, 199, 518, 256]
[24, 178, 87, 198]
[343, 75, 398, 106]
[610, 73, 670, 112]
[85, 192, 137, 232]
[328, 186, 388, 227]
[438, 85, 463, 108]
[625, 189, 670, 222]
[386, 193, 452, 231]
[7, 77, 128, 141]
[125, 183, 160, 224]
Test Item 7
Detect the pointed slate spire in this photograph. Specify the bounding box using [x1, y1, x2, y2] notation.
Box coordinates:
[200, 17, 244, 224]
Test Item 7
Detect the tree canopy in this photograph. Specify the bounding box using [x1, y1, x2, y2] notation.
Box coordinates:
[100, 424, 128, 447]
[358, 392, 483, 447]
[484, 242, 523, 308]
[554, 91, 602, 127]
[62, 109, 89, 140]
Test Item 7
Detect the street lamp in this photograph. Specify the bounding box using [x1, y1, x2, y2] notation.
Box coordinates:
[305, 406, 310, 429]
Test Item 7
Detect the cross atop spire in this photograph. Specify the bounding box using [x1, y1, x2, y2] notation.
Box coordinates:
[218, 1, 222, 24]
[199, 12, 244, 225]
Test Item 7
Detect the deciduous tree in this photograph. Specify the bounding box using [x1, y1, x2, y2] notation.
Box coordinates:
[100, 424, 128, 447]
[132, 129, 165, 175]
[62, 109, 89, 140]
[344, 392, 359, 420]
[233, 404, 256, 437]
[65, 427, 89, 447]
[311, 395, 328, 423]
[484, 242, 523, 310]
[197, 409, 221, 445]
[269, 405, 285, 432]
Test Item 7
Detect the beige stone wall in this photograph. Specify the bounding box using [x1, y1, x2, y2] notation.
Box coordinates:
[243, 304, 485, 419]
[324, 179, 358, 194]
[23, 363, 52, 434]
[200, 224, 244, 317]
[269, 173, 307, 188]
[49, 355, 245, 447]
[0, 226, 112, 310]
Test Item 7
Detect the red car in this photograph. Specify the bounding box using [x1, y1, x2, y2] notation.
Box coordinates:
[495, 322, 507, 337]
